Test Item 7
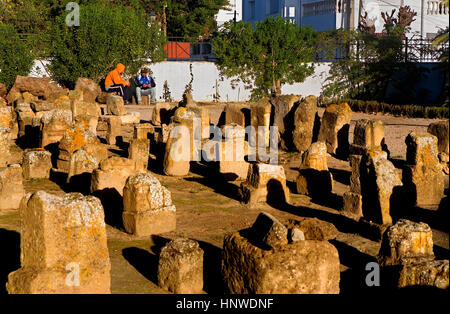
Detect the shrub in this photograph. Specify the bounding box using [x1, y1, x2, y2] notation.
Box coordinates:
[321, 98, 449, 119]
[0, 23, 35, 88]
[49, 2, 166, 89]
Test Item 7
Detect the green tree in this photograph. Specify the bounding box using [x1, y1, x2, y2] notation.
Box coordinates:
[212, 16, 317, 99]
[322, 6, 425, 102]
[0, 0, 51, 56]
[145, 0, 228, 40]
[49, 2, 167, 89]
[0, 23, 35, 88]
[432, 0, 449, 107]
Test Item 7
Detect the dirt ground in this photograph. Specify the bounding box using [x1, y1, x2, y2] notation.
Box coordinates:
[0, 103, 448, 294]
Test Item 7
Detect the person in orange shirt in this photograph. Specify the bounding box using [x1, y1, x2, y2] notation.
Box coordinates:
[104, 63, 131, 104]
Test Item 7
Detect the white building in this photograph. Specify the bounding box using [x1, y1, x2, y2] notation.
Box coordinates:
[242, 0, 449, 38]
[358, 0, 449, 39]
[216, 0, 243, 28]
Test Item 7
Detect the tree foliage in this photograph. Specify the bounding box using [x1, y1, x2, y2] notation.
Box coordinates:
[0, 23, 35, 88]
[49, 2, 166, 89]
[164, 0, 229, 40]
[322, 6, 428, 103]
[212, 16, 317, 99]
[431, 0, 449, 107]
[111, 0, 229, 40]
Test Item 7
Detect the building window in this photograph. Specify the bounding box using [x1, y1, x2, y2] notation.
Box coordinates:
[192, 44, 201, 55]
[427, 1, 449, 15]
[249, 0, 256, 19]
[289, 6, 296, 17]
[303, 0, 336, 17]
[270, 0, 279, 14]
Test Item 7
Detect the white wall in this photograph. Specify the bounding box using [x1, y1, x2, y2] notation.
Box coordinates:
[27, 59, 330, 102]
[147, 61, 330, 102]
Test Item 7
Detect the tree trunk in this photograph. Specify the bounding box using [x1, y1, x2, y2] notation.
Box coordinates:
[276, 80, 281, 96]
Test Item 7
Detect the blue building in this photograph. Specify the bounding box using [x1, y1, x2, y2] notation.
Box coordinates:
[243, 0, 352, 31]
[243, 1, 449, 37]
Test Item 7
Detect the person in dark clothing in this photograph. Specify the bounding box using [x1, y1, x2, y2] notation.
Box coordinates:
[135, 67, 156, 104]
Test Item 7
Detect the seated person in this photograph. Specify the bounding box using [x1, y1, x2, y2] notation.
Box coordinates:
[135, 68, 156, 104]
[105, 63, 131, 104]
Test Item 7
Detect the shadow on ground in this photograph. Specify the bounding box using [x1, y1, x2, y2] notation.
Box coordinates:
[198, 240, 224, 294]
[329, 167, 351, 186]
[122, 247, 159, 285]
[0, 229, 20, 295]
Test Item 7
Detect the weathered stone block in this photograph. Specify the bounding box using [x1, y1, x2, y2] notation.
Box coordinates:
[224, 103, 245, 127]
[398, 260, 449, 289]
[74, 78, 101, 103]
[128, 138, 150, 170]
[106, 94, 126, 116]
[67, 143, 108, 183]
[218, 125, 249, 181]
[362, 149, 401, 225]
[122, 173, 176, 236]
[239, 163, 290, 205]
[287, 218, 338, 241]
[6, 191, 111, 294]
[0, 106, 12, 129]
[40, 109, 72, 148]
[378, 219, 435, 266]
[90, 156, 142, 196]
[157, 239, 203, 294]
[292, 95, 318, 152]
[222, 231, 340, 294]
[134, 123, 154, 140]
[120, 112, 141, 125]
[403, 132, 444, 207]
[300, 141, 328, 171]
[251, 212, 288, 249]
[0, 127, 12, 167]
[250, 98, 271, 149]
[427, 120, 449, 155]
[317, 103, 352, 158]
[57, 122, 99, 173]
[163, 123, 192, 177]
[22, 149, 52, 180]
[271, 95, 299, 149]
[342, 191, 363, 221]
[0, 164, 25, 211]
[152, 103, 173, 126]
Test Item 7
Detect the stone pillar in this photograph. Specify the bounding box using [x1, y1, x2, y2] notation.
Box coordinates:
[222, 212, 340, 294]
[128, 138, 150, 170]
[122, 173, 176, 236]
[403, 132, 444, 207]
[22, 149, 52, 179]
[158, 239, 203, 294]
[6, 191, 111, 294]
[0, 164, 25, 211]
[239, 163, 289, 206]
[250, 98, 272, 150]
[0, 127, 12, 167]
[350, 119, 387, 155]
[40, 109, 72, 148]
[219, 124, 249, 181]
[292, 95, 318, 152]
[57, 122, 99, 173]
[296, 142, 333, 198]
[106, 94, 127, 116]
[317, 103, 352, 158]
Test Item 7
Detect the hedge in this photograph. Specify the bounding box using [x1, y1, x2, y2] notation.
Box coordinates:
[319, 99, 449, 119]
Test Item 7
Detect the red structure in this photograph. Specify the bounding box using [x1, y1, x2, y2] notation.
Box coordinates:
[164, 42, 190, 59]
